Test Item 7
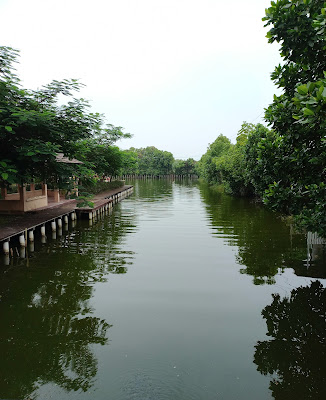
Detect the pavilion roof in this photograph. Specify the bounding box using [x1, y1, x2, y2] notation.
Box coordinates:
[55, 153, 83, 164]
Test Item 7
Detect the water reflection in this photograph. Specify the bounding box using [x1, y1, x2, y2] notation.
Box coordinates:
[130, 178, 173, 202]
[198, 183, 322, 284]
[0, 204, 137, 399]
[0, 254, 110, 399]
[302, 232, 326, 278]
[254, 281, 326, 399]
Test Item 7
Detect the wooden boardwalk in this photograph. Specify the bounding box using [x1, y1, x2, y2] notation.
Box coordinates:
[76, 185, 133, 218]
[0, 185, 133, 243]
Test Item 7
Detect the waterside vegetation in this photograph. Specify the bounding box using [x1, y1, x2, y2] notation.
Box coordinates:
[198, 0, 326, 238]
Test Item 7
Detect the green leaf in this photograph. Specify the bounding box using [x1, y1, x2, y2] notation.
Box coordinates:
[306, 98, 317, 104]
[306, 82, 315, 93]
[297, 85, 308, 95]
[303, 108, 315, 116]
[4, 126, 12, 132]
[1, 173, 9, 180]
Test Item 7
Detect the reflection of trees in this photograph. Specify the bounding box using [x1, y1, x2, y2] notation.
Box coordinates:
[254, 281, 326, 399]
[0, 203, 137, 399]
[65, 205, 137, 278]
[198, 182, 307, 284]
[296, 242, 326, 279]
[0, 252, 110, 399]
[129, 178, 173, 202]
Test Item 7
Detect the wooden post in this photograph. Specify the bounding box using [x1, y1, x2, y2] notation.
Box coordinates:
[18, 184, 27, 211]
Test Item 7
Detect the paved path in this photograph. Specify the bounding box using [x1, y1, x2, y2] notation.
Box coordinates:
[0, 185, 133, 241]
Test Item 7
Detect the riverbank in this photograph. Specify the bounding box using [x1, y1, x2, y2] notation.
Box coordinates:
[0, 185, 133, 244]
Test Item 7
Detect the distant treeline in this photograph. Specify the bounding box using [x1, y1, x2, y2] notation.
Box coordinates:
[120, 147, 197, 176]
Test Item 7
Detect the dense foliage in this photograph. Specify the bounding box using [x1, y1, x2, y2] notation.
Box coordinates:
[262, 0, 326, 236]
[197, 134, 232, 185]
[0, 46, 130, 189]
[197, 123, 270, 197]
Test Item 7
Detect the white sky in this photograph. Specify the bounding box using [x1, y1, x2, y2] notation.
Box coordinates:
[0, 0, 281, 160]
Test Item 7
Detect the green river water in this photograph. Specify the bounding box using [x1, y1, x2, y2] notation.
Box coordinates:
[0, 179, 325, 400]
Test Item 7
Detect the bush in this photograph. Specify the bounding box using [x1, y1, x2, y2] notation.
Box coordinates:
[81, 180, 125, 195]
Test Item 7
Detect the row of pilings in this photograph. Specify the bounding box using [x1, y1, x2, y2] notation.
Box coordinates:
[2, 211, 78, 263]
[1, 186, 134, 264]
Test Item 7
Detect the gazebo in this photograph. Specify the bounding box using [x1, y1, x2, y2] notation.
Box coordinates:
[0, 153, 82, 214]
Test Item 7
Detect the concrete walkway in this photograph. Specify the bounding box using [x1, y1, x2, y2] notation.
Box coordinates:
[0, 185, 133, 242]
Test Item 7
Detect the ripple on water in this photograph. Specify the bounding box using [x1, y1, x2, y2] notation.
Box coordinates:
[112, 359, 216, 400]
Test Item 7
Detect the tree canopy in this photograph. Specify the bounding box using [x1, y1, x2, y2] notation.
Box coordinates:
[0, 46, 130, 188]
[262, 0, 326, 236]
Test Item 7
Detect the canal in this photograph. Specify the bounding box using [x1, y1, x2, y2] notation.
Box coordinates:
[0, 179, 325, 400]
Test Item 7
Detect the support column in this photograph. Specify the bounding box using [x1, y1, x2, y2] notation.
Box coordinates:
[3, 241, 9, 255]
[41, 183, 47, 196]
[28, 230, 34, 242]
[53, 188, 60, 202]
[1, 187, 7, 200]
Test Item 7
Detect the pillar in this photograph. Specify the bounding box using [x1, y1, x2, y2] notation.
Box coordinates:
[19, 234, 25, 247]
[1, 187, 7, 200]
[28, 230, 34, 242]
[3, 241, 9, 255]
[53, 188, 60, 202]
[51, 221, 56, 232]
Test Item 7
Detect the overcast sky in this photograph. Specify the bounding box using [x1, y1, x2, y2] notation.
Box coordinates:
[0, 0, 281, 160]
